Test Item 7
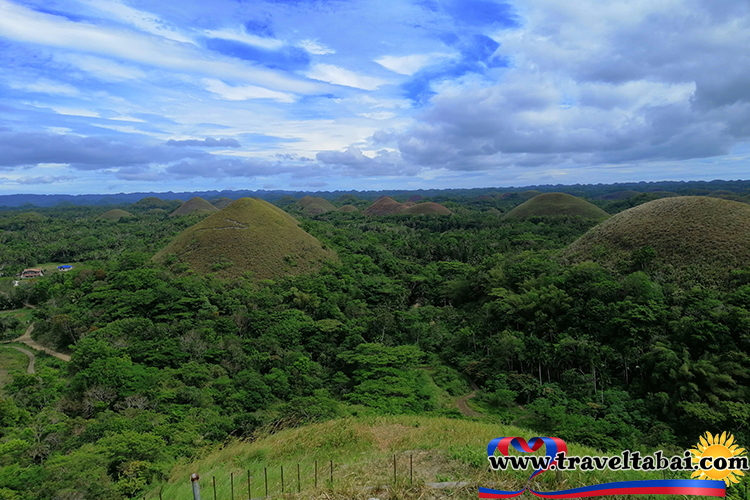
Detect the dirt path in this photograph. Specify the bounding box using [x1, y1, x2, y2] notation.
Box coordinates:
[456, 391, 483, 417]
[13, 323, 71, 362]
[1, 345, 35, 373]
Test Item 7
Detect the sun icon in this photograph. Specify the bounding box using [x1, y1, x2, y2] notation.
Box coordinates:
[689, 431, 746, 485]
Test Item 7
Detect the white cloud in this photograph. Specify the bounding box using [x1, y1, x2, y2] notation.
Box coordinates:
[203, 78, 296, 103]
[0, 1, 321, 94]
[58, 54, 147, 81]
[81, 0, 194, 44]
[305, 64, 387, 90]
[375, 53, 453, 75]
[298, 39, 335, 55]
[203, 28, 284, 50]
[50, 106, 100, 118]
[358, 112, 396, 120]
[9, 79, 79, 96]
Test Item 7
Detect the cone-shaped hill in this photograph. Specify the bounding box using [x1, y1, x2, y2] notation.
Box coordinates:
[211, 197, 234, 209]
[363, 196, 406, 216]
[297, 196, 337, 215]
[338, 205, 359, 212]
[563, 196, 750, 277]
[97, 209, 133, 221]
[153, 198, 336, 280]
[401, 202, 453, 215]
[364, 196, 452, 216]
[132, 197, 172, 210]
[504, 193, 609, 219]
[170, 197, 220, 217]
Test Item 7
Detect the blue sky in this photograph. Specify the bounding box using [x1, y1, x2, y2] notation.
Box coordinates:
[1, 0, 750, 194]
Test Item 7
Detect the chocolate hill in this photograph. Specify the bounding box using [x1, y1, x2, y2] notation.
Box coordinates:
[564, 196, 750, 278]
[170, 197, 220, 217]
[504, 193, 609, 219]
[97, 209, 133, 221]
[153, 198, 336, 280]
[297, 196, 337, 215]
[363, 197, 452, 216]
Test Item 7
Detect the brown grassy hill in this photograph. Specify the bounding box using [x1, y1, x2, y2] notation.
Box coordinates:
[153, 198, 336, 280]
[598, 190, 641, 200]
[401, 202, 453, 215]
[338, 205, 359, 212]
[211, 197, 233, 209]
[97, 209, 133, 221]
[297, 196, 337, 215]
[170, 197, 220, 217]
[363, 196, 405, 216]
[504, 193, 609, 219]
[563, 196, 750, 278]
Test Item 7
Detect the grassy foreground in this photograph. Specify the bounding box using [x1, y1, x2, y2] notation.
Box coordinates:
[145, 415, 687, 500]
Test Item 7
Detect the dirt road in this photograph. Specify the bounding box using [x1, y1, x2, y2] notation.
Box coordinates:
[2, 345, 35, 373]
[14, 323, 71, 362]
[456, 391, 483, 417]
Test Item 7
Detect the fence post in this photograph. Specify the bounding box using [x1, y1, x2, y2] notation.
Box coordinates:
[297, 463, 301, 493]
[281, 465, 285, 493]
[247, 470, 251, 500]
[393, 454, 397, 484]
[410, 454, 413, 485]
[330, 460, 333, 487]
[315, 460, 318, 489]
[212, 476, 216, 500]
[191, 473, 201, 500]
[159, 485, 163, 500]
[264, 467, 268, 498]
[231, 472, 234, 500]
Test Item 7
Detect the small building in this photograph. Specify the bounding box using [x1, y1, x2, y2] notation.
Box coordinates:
[21, 268, 44, 278]
[57, 265, 73, 271]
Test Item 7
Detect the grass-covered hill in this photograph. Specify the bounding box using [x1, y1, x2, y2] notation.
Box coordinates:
[401, 202, 453, 215]
[96, 209, 133, 221]
[147, 416, 672, 500]
[131, 196, 174, 210]
[170, 196, 220, 217]
[504, 193, 609, 219]
[564, 196, 750, 278]
[153, 197, 337, 280]
[210, 197, 234, 209]
[338, 204, 359, 212]
[298, 196, 338, 215]
[364, 197, 452, 216]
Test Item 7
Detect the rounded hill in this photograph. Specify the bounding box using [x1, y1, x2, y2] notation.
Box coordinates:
[211, 197, 234, 209]
[504, 193, 609, 219]
[338, 205, 359, 212]
[132, 197, 171, 209]
[170, 197, 220, 217]
[563, 196, 750, 277]
[153, 198, 336, 280]
[297, 196, 337, 215]
[97, 209, 133, 221]
[363, 196, 405, 216]
[401, 202, 453, 215]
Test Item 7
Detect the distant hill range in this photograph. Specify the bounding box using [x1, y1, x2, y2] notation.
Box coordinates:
[2, 179, 750, 208]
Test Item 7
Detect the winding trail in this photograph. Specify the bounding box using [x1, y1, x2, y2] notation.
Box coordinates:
[456, 379, 483, 417]
[13, 323, 71, 362]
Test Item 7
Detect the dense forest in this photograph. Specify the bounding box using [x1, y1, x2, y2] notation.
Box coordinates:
[1, 186, 750, 499]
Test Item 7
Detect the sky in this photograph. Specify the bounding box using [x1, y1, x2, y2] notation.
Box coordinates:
[1, 0, 750, 195]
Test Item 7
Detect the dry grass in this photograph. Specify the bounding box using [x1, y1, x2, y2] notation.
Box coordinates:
[211, 197, 234, 209]
[401, 203, 452, 215]
[563, 196, 750, 277]
[338, 205, 359, 212]
[170, 197, 220, 217]
[0, 346, 28, 393]
[504, 193, 609, 219]
[364, 197, 452, 216]
[153, 197, 337, 281]
[298, 196, 337, 215]
[146, 415, 677, 500]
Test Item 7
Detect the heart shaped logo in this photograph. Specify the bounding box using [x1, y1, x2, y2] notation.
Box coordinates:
[487, 437, 567, 480]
